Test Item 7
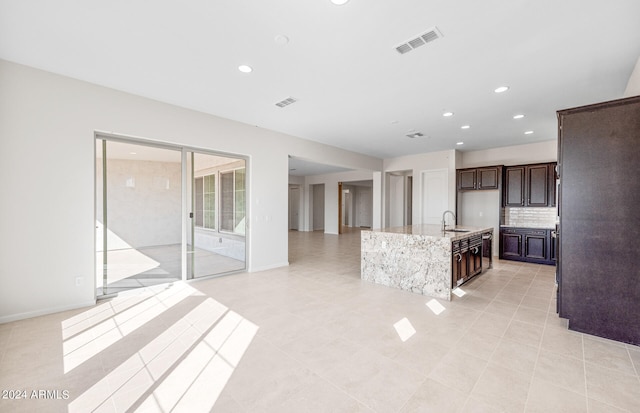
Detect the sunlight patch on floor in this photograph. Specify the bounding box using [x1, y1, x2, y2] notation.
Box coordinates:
[63, 282, 195, 373]
[393, 317, 416, 342]
[426, 299, 446, 315]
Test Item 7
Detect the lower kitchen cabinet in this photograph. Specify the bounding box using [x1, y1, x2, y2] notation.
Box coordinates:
[452, 234, 484, 287]
[499, 227, 555, 265]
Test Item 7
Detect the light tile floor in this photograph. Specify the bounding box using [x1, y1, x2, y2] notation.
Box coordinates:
[1, 229, 639, 412]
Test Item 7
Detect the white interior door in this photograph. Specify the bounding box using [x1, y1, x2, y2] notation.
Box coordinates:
[289, 186, 300, 230]
[421, 169, 448, 225]
[357, 187, 372, 228]
[389, 175, 405, 227]
[312, 184, 325, 230]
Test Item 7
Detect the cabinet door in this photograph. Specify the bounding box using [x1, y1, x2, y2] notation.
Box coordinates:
[550, 230, 557, 262]
[504, 167, 525, 206]
[548, 163, 557, 207]
[524, 233, 547, 260]
[452, 251, 468, 287]
[469, 244, 482, 275]
[477, 167, 499, 190]
[501, 232, 522, 258]
[526, 165, 549, 206]
[457, 169, 476, 190]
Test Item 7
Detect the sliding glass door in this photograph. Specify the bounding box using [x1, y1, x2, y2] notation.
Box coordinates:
[186, 152, 246, 278]
[96, 137, 247, 297]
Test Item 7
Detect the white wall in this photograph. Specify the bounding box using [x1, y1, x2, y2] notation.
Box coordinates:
[0, 60, 382, 322]
[383, 150, 456, 227]
[624, 56, 640, 97]
[460, 140, 557, 168]
[97, 158, 182, 248]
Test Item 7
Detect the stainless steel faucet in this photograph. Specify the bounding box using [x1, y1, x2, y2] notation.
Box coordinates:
[442, 210, 456, 231]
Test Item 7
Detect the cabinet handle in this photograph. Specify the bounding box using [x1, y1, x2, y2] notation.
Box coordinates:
[456, 253, 462, 262]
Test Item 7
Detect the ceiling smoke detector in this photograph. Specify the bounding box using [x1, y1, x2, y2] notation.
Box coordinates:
[406, 132, 424, 139]
[275, 97, 297, 108]
[395, 27, 443, 55]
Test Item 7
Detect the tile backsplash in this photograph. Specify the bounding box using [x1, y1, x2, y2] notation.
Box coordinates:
[503, 207, 557, 228]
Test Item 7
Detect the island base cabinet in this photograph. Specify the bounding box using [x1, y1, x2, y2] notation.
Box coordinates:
[452, 250, 468, 287]
[470, 244, 482, 276]
[452, 235, 483, 288]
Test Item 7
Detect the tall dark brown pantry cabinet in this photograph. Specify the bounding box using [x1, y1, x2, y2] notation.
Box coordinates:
[557, 95, 640, 345]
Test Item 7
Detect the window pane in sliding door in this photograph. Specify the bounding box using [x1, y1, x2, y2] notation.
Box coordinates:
[189, 154, 246, 278]
[96, 139, 182, 296]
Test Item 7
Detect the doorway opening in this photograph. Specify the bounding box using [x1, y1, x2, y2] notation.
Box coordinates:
[95, 136, 247, 297]
[340, 180, 373, 233]
[385, 170, 413, 227]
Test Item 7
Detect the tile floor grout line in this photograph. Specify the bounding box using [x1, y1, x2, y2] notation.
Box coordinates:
[523, 307, 568, 412]
[626, 346, 640, 378]
[459, 268, 522, 412]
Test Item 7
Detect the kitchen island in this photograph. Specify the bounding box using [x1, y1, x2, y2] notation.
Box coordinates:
[361, 224, 493, 300]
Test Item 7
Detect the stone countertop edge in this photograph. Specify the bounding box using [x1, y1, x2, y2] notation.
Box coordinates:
[362, 224, 493, 240]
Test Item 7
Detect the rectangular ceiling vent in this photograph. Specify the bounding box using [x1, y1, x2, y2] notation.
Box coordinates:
[395, 27, 442, 55]
[406, 132, 424, 139]
[275, 97, 297, 108]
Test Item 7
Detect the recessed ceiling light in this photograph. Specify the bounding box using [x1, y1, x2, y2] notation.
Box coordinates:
[456, 142, 464, 145]
[494, 86, 509, 93]
[461, 125, 470, 129]
[524, 130, 534, 135]
[129, 152, 137, 155]
[443, 112, 454, 117]
[238, 65, 252, 73]
[513, 114, 525, 119]
[391, 120, 399, 124]
[331, 0, 350, 5]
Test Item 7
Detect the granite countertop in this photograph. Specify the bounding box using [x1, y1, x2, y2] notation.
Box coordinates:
[366, 224, 492, 240]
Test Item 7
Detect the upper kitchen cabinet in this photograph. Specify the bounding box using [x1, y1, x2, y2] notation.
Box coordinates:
[557, 95, 640, 346]
[457, 166, 502, 191]
[503, 163, 556, 207]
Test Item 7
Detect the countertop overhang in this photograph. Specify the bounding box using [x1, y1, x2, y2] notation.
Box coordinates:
[365, 224, 492, 240]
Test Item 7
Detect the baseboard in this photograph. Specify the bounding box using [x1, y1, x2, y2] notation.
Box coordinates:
[0, 300, 97, 324]
[248, 262, 290, 273]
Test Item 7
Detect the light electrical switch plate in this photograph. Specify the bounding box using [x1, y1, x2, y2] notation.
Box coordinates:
[479, 211, 483, 217]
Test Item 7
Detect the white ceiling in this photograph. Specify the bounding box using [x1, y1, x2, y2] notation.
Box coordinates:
[2, 0, 640, 165]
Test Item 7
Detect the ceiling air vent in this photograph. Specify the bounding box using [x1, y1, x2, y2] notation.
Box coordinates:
[275, 97, 297, 108]
[406, 132, 424, 139]
[395, 27, 443, 55]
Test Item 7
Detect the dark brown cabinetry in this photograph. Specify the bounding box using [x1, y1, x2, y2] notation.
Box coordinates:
[499, 227, 555, 265]
[457, 166, 502, 190]
[503, 166, 525, 206]
[469, 234, 483, 276]
[452, 235, 483, 287]
[452, 238, 468, 287]
[557, 95, 640, 346]
[503, 163, 556, 207]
